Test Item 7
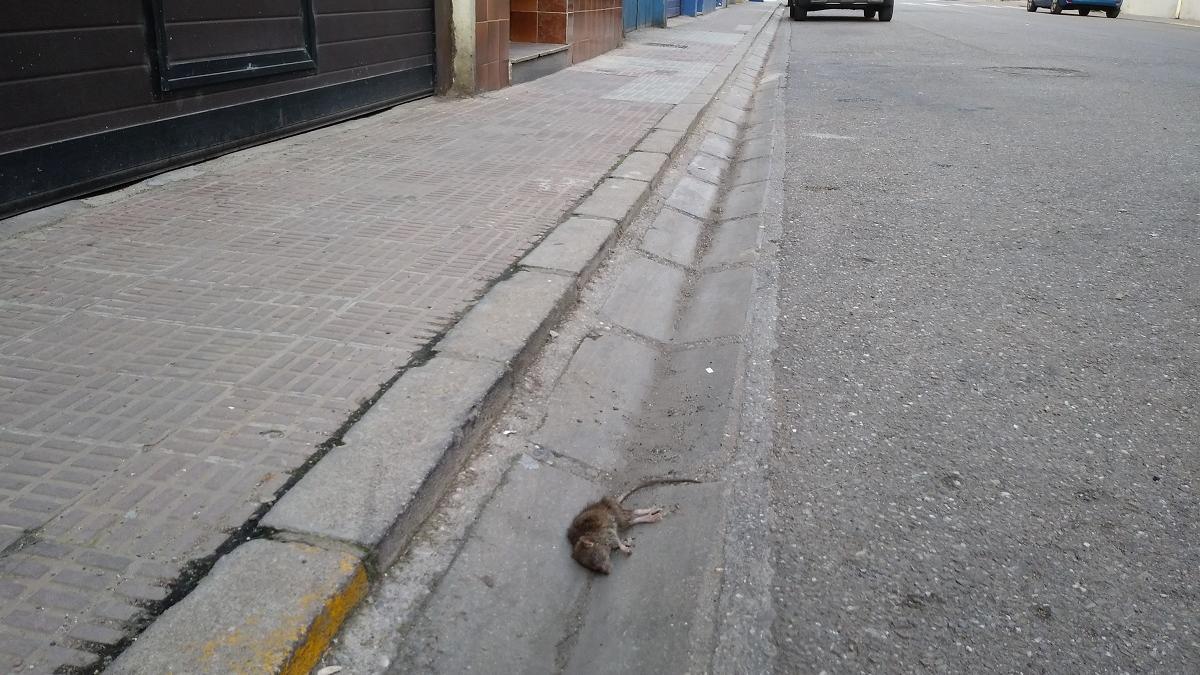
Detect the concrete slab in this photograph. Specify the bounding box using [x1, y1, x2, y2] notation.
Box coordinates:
[740, 135, 771, 160]
[703, 217, 762, 269]
[743, 120, 772, 140]
[733, 156, 771, 186]
[695, 73, 725, 95]
[707, 116, 741, 141]
[0, 201, 84, 239]
[261, 356, 505, 565]
[747, 104, 771, 128]
[720, 181, 766, 221]
[687, 152, 731, 186]
[637, 129, 685, 156]
[636, 343, 743, 464]
[721, 86, 753, 111]
[676, 267, 756, 343]
[532, 335, 660, 470]
[0, 526, 20, 553]
[641, 208, 704, 267]
[714, 102, 749, 127]
[666, 176, 720, 221]
[574, 177, 651, 225]
[611, 151, 669, 183]
[390, 459, 598, 673]
[564, 481, 726, 675]
[700, 133, 737, 161]
[520, 217, 618, 281]
[599, 254, 685, 342]
[437, 271, 574, 365]
[109, 540, 366, 675]
[655, 103, 705, 133]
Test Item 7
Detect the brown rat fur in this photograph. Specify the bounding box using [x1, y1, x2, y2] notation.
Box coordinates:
[566, 479, 701, 574]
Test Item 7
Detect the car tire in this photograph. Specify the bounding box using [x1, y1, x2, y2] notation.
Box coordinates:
[865, 8, 876, 17]
[1079, 7, 1090, 14]
[790, 0, 808, 19]
[1027, 0, 1037, 10]
[1106, 7, 1120, 16]
[878, 2, 894, 20]
[1050, 0, 1062, 12]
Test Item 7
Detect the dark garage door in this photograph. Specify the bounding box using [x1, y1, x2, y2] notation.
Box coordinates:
[0, 0, 436, 219]
[667, 0, 682, 17]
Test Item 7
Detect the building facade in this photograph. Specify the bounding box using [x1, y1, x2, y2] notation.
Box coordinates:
[0, 0, 689, 218]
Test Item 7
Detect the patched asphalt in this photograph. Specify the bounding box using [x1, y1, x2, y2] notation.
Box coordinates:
[769, 3, 1199, 672]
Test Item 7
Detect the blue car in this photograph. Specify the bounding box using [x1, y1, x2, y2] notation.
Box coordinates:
[1028, 0, 1121, 17]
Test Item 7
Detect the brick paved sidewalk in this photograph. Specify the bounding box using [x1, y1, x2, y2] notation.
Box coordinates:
[0, 4, 772, 672]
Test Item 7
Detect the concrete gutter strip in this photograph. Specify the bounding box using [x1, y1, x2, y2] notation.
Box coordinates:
[110, 6, 781, 672]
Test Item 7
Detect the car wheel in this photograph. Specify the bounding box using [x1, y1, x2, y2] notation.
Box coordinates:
[1050, 0, 1062, 12]
[878, 2, 894, 20]
[790, 0, 808, 19]
[1027, 0, 1037, 10]
[1106, 7, 1120, 16]
[1079, 7, 1090, 14]
[865, 8, 876, 17]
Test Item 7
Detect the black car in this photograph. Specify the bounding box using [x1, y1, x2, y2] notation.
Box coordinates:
[789, 0, 894, 21]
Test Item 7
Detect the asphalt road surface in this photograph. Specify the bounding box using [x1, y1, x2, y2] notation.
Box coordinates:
[770, 2, 1199, 672]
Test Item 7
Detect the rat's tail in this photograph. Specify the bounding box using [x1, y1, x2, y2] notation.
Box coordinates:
[617, 478, 703, 503]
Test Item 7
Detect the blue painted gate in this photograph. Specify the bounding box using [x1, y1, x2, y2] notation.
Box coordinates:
[667, 0, 681, 17]
[624, 0, 663, 30]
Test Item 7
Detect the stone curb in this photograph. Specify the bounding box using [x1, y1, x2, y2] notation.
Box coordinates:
[110, 541, 367, 675]
[111, 6, 782, 672]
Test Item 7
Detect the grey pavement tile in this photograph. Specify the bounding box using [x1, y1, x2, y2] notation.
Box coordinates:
[703, 217, 763, 269]
[675, 267, 756, 343]
[720, 181, 767, 220]
[700, 133, 738, 160]
[392, 459, 597, 673]
[638, 129, 686, 155]
[532, 335, 660, 470]
[437, 271, 574, 366]
[667, 176, 721, 221]
[733, 156, 771, 186]
[520, 217, 617, 279]
[687, 152, 732, 186]
[574, 178, 651, 225]
[599, 254, 687, 342]
[642, 208, 705, 267]
[612, 151, 669, 183]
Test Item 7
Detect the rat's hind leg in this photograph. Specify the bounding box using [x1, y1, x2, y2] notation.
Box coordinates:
[628, 508, 665, 524]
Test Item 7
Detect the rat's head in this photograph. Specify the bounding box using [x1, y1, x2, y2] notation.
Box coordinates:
[571, 536, 612, 574]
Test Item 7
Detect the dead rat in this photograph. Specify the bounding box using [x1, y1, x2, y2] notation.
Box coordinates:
[566, 478, 701, 574]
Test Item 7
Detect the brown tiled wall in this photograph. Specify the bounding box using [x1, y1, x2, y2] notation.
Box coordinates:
[511, 0, 537, 42]
[567, 0, 622, 64]
[476, 0, 510, 91]
[511, 0, 566, 44]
